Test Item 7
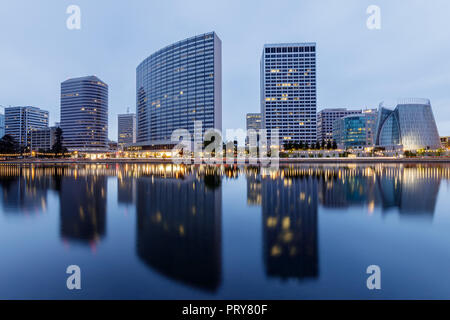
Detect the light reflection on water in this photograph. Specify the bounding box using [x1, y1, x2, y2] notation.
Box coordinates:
[0, 163, 449, 299]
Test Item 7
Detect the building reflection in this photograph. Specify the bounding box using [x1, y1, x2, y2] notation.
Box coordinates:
[117, 169, 136, 205]
[136, 167, 222, 291]
[0, 166, 58, 214]
[260, 168, 319, 281]
[246, 167, 262, 206]
[59, 173, 107, 245]
[316, 165, 445, 218]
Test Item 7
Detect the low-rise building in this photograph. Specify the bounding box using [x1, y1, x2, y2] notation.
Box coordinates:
[441, 136, 450, 149]
[333, 110, 378, 150]
[30, 127, 57, 151]
[374, 98, 441, 151]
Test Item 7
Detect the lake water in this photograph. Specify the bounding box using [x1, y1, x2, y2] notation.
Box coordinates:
[0, 163, 450, 299]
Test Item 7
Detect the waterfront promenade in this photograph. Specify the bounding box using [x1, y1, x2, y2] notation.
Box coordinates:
[1, 157, 450, 165]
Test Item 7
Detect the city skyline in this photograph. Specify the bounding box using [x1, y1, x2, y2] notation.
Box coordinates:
[1, 0, 450, 141]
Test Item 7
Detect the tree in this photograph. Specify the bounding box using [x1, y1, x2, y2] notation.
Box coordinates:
[315, 141, 321, 150]
[0, 134, 19, 154]
[321, 140, 325, 149]
[326, 140, 332, 150]
[51, 127, 68, 156]
[332, 140, 338, 150]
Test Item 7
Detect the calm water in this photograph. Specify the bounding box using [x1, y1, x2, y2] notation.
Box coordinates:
[1, 163, 450, 299]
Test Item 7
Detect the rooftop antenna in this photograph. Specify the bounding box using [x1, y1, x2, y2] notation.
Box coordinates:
[127, 107, 130, 114]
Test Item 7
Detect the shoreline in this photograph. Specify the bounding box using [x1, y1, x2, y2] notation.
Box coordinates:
[0, 157, 450, 165]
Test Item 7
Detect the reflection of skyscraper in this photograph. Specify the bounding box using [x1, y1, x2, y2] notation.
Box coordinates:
[117, 176, 136, 204]
[60, 176, 107, 243]
[261, 170, 319, 280]
[0, 167, 51, 214]
[246, 172, 261, 206]
[136, 172, 222, 291]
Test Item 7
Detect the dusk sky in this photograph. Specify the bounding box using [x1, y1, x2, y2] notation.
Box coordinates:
[1, 0, 449, 140]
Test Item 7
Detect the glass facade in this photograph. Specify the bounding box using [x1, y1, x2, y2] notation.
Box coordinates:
[0, 114, 4, 138]
[136, 32, 222, 145]
[118, 113, 136, 145]
[246, 113, 262, 131]
[374, 99, 441, 150]
[5, 106, 49, 147]
[333, 114, 367, 149]
[261, 43, 317, 144]
[60, 76, 109, 151]
[317, 108, 362, 142]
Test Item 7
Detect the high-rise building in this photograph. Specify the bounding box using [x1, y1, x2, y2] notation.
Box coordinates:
[317, 108, 362, 142]
[60, 76, 108, 151]
[261, 43, 317, 145]
[0, 113, 5, 138]
[374, 98, 441, 150]
[246, 113, 262, 131]
[5, 106, 49, 147]
[118, 113, 136, 146]
[136, 32, 222, 149]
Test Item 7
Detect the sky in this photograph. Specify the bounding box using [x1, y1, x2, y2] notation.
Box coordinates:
[0, 0, 449, 140]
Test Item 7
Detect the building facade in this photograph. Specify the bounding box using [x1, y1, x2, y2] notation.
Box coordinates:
[333, 109, 378, 149]
[136, 32, 222, 147]
[30, 127, 57, 151]
[118, 113, 136, 146]
[374, 98, 440, 150]
[260, 43, 317, 145]
[60, 76, 108, 151]
[5, 106, 49, 147]
[317, 108, 362, 142]
[362, 108, 378, 146]
[0, 113, 4, 138]
[246, 113, 262, 131]
[440, 136, 450, 149]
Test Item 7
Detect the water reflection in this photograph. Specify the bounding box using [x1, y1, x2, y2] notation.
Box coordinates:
[0, 163, 450, 297]
[136, 168, 222, 291]
[0, 166, 53, 215]
[316, 165, 444, 218]
[59, 174, 107, 245]
[260, 169, 319, 280]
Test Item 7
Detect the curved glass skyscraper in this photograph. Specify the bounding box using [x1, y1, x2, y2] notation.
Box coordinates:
[136, 32, 222, 146]
[374, 98, 441, 150]
[60, 76, 108, 151]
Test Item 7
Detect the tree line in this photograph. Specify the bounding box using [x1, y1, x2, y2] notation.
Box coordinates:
[0, 127, 68, 156]
[283, 140, 338, 151]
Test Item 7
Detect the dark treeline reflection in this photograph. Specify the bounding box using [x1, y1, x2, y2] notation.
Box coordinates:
[0, 163, 449, 290]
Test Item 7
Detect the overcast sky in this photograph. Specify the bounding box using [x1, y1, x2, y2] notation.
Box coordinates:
[1, 0, 449, 139]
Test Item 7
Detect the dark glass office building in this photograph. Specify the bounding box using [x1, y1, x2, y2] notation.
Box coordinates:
[60, 76, 108, 151]
[136, 32, 222, 147]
